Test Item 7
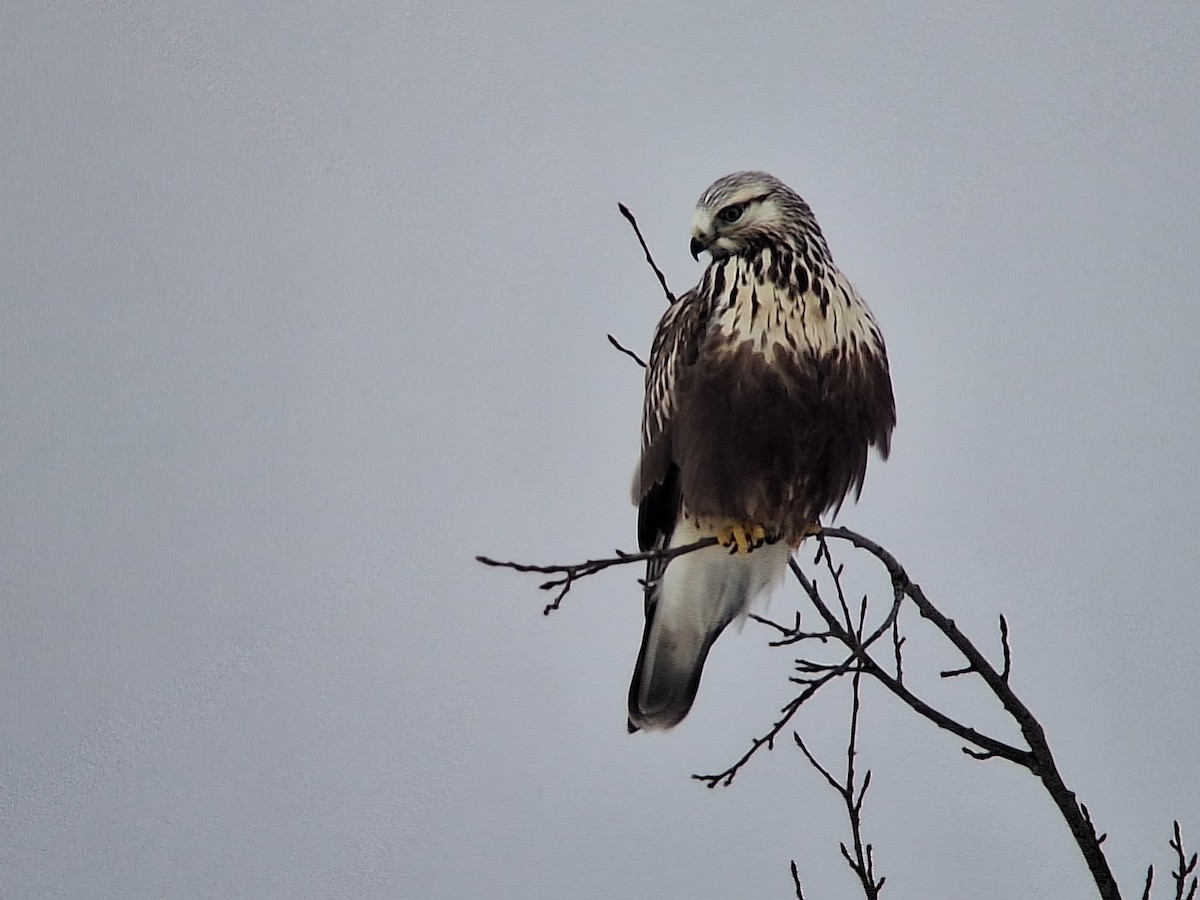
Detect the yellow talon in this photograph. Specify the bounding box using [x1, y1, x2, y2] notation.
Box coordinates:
[717, 523, 769, 555]
[790, 522, 823, 549]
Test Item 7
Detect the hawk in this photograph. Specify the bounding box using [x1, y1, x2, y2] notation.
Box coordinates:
[628, 172, 896, 731]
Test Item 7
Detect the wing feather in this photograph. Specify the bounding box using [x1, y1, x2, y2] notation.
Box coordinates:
[632, 289, 712, 557]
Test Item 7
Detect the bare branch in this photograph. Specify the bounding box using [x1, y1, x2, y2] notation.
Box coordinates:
[818, 526, 1124, 900]
[693, 662, 851, 788]
[749, 611, 834, 647]
[476, 537, 717, 614]
[999, 614, 1013, 682]
[841, 610, 885, 899]
[1081, 804, 1105, 845]
[813, 533, 906, 658]
[749, 612, 802, 637]
[962, 747, 1000, 762]
[854, 770, 873, 814]
[793, 658, 865, 679]
[813, 537, 854, 631]
[482, 508, 1172, 900]
[940, 665, 976, 679]
[1171, 821, 1198, 900]
[940, 613, 1012, 683]
[1144, 865, 1155, 900]
[891, 615, 905, 684]
[790, 860, 806, 900]
[794, 732, 842, 793]
[617, 203, 676, 305]
[788, 570, 886, 900]
[788, 556, 1031, 767]
[606, 333, 647, 368]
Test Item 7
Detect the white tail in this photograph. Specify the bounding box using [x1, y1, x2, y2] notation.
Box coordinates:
[627, 519, 790, 731]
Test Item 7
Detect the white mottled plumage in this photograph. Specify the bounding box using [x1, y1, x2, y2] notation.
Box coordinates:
[628, 172, 895, 731]
[706, 248, 885, 362]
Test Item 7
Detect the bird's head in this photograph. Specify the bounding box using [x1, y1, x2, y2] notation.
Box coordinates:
[689, 171, 812, 261]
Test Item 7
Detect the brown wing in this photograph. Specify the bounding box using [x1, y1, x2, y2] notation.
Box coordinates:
[632, 289, 713, 558]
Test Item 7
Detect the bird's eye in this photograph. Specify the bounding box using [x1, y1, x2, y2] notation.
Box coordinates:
[717, 204, 745, 224]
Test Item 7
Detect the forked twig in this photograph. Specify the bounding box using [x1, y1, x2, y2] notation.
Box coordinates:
[1171, 821, 1198, 900]
[1143, 822, 1200, 900]
[692, 664, 851, 788]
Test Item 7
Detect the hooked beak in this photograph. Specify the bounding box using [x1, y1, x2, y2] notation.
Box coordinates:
[690, 236, 706, 261]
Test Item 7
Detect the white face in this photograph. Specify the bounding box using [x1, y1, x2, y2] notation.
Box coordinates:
[690, 182, 783, 259]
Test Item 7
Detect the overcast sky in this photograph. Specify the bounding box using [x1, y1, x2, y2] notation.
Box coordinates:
[4, 1, 1200, 897]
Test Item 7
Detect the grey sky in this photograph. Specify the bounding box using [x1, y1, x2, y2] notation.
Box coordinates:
[3, 1, 1199, 897]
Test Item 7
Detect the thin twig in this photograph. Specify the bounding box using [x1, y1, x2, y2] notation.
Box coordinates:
[617, 203, 676, 305]
[606, 333, 647, 368]
[813, 539, 854, 631]
[891, 613, 905, 684]
[791, 860, 807, 900]
[1080, 803, 1107, 845]
[999, 615, 1013, 682]
[749, 611, 834, 647]
[842, 595, 884, 898]
[476, 537, 717, 614]
[1171, 821, 1198, 900]
[940, 665, 976, 679]
[693, 662, 851, 788]
[794, 732, 841, 792]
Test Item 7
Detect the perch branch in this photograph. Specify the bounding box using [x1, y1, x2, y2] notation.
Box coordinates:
[476, 537, 716, 614]
[817, 527, 1123, 900]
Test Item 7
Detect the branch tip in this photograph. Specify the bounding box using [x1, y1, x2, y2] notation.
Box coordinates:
[606, 333, 647, 368]
[617, 203, 676, 305]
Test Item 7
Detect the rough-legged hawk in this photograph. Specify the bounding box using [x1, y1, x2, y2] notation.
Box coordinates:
[628, 171, 896, 731]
